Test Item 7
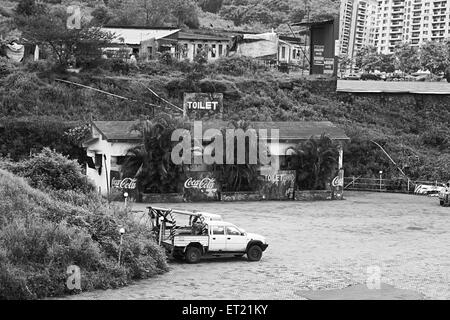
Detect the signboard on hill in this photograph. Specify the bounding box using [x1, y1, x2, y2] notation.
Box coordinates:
[183, 93, 223, 120]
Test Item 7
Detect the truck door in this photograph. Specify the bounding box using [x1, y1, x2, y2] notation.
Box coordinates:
[225, 226, 247, 252]
[209, 225, 227, 252]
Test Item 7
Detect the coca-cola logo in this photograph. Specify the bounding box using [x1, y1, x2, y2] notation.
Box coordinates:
[184, 177, 216, 190]
[332, 176, 344, 188]
[112, 177, 137, 190]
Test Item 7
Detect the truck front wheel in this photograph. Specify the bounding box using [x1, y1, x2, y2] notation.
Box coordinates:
[247, 245, 263, 262]
[185, 247, 202, 264]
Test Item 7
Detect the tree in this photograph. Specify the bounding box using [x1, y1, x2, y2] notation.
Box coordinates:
[91, 5, 114, 25]
[394, 42, 420, 74]
[419, 41, 450, 75]
[15, 0, 45, 16]
[172, 0, 200, 28]
[108, 0, 173, 26]
[17, 6, 114, 67]
[338, 54, 353, 76]
[122, 114, 188, 194]
[354, 45, 379, 72]
[212, 120, 260, 192]
[286, 134, 339, 190]
[377, 54, 395, 73]
[1, 148, 93, 193]
[198, 0, 224, 14]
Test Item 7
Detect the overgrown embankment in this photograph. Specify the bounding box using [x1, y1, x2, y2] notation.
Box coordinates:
[0, 149, 168, 299]
[0, 57, 449, 180]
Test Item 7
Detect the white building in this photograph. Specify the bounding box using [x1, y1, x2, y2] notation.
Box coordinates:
[83, 121, 349, 197]
[83, 121, 140, 196]
[101, 27, 230, 62]
[341, 0, 450, 57]
[339, 0, 378, 70]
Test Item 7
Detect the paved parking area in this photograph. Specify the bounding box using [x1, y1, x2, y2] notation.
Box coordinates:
[66, 192, 450, 300]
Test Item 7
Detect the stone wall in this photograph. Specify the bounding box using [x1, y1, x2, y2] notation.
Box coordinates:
[141, 193, 184, 203]
[138, 190, 342, 203]
[220, 192, 264, 202]
[294, 190, 332, 201]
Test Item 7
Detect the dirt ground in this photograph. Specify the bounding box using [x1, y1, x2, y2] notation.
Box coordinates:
[65, 192, 450, 300]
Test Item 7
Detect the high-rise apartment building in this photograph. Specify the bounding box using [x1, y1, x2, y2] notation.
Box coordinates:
[340, 0, 377, 58]
[340, 0, 450, 57]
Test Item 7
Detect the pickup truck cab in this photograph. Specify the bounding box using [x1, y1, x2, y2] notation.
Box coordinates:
[163, 220, 268, 263]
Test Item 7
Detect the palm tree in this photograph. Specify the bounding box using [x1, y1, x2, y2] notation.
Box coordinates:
[121, 113, 189, 194]
[287, 134, 339, 190]
[213, 120, 260, 192]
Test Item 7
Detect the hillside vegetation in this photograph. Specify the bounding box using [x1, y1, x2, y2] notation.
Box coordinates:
[0, 0, 339, 35]
[0, 56, 449, 182]
[0, 149, 168, 299]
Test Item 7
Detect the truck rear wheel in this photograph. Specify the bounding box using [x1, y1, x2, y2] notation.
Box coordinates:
[247, 245, 263, 262]
[185, 247, 202, 264]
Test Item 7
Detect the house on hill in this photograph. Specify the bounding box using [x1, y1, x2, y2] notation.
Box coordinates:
[101, 26, 230, 62]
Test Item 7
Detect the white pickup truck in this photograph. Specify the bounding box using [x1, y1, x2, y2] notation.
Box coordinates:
[148, 207, 268, 264]
[167, 220, 268, 263]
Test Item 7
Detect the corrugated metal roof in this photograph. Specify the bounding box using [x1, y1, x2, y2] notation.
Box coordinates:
[92, 121, 349, 142]
[102, 27, 180, 44]
[93, 121, 141, 141]
[177, 32, 231, 41]
[196, 121, 349, 141]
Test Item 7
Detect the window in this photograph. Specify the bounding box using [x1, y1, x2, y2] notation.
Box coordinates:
[218, 44, 223, 56]
[212, 226, 225, 235]
[147, 47, 153, 59]
[281, 46, 286, 59]
[211, 44, 216, 58]
[95, 154, 103, 167]
[226, 226, 242, 236]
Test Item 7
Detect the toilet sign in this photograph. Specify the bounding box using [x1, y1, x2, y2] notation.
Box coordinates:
[183, 93, 223, 119]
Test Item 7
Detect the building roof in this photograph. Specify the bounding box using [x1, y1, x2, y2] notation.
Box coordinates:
[197, 121, 349, 141]
[337, 80, 450, 94]
[291, 19, 336, 27]
[91, 120, 349, 142]
[92, 121, 141, 142]
[102, 27, 180, 45]
[177, 31, 231, 42]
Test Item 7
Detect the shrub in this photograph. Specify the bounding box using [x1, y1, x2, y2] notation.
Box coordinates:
[0, 119, 86, 162]
[210, 56, 267, 76]
[420, 127, 449, 150]
[1, 148, 93, 193]
[0, 57, 18, 78]
[0, 169, 168, 299]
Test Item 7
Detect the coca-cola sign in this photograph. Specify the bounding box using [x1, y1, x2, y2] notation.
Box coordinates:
[183, 174, 220, 201]
[184, 177, 217, 190]
[111, 177, 137, 190]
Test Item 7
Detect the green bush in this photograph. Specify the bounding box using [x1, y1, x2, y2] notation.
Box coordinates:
[420, 127, 449, 150]
[1, 148, 93, 193]
[0, 57, 18, 78]
[209, 56, 268, 76]
[0, 169, 168, 299]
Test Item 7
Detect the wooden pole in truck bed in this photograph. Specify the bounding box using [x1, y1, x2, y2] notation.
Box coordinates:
[148, 206, 201, 217]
